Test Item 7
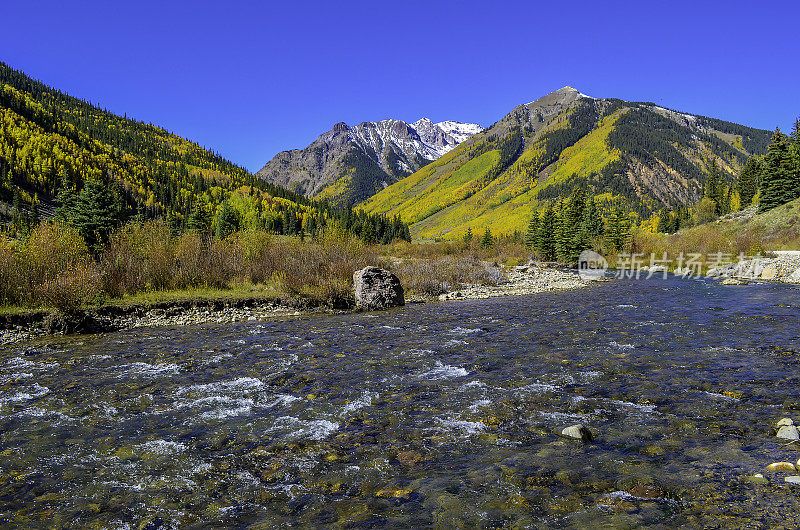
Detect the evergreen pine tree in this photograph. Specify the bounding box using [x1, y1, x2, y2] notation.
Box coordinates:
[604, 204, 629, 252]
[736, 157, 762, 207]
[656, 209, 671, 233]
[759, 129, 797, 212]
[215, 201, 239, 238]
[558, 189, 586, 262]
[580, 198, 604, 240]
[464, 226, 473, 243]
[535, 203, 557, 261]
[361, 219, 376, 243]
[705, 159, 724, 214]
[188, 199, 213, 235]
[54, 170, 78, 222]
[480, 227, 494, 249]
[307, 215, 318, 239]
[524, 213, 539, 248]
[72, 177, 123, 249]
[402, 225, 411, 242]
[791, 118, 800, 196]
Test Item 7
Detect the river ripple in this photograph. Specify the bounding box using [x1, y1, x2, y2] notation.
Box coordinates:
[2, 276, 800, 527]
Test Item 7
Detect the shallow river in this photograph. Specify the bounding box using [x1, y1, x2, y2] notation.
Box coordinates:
[3, 276, 800, 528]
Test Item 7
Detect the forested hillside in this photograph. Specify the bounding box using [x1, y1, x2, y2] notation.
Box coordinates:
[0, 61, 408, 244]
[361, 87, 772, 240]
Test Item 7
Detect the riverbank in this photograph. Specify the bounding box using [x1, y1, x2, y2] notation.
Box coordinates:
[0, 296, 333, 345]
[708, 251, 800, 283]
[0, 263, 592, 344]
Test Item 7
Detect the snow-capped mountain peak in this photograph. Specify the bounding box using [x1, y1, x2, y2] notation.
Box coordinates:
[256, 116, 483, 204]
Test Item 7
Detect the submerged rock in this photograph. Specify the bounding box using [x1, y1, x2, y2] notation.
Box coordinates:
[766, 462, 797, 473]
[720, 278, 749, 285]
[561, 424, 593, 442]
[745, 473, 768, 485]
[786, 476, 800, 485]
[353, 267, 405, 311]
[777, 425, 800, 441]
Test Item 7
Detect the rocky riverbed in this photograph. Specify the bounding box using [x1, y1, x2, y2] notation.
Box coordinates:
[708, 251, 800, 284]
[438, 264, 593, 301]
[4, 276, 800, 527]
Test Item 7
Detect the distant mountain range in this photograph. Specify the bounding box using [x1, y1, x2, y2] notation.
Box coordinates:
[256, 118, 483, 205]
[360, 87, 773, 240]
[2, 58, 773, 244]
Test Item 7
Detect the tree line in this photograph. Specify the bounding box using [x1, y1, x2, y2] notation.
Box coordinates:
[522, 187, 629, 262]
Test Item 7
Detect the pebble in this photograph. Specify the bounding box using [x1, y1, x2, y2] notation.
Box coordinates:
[786, 476, 800, 485]
[0, 303, 309, 345]
[720, 278, 749, 285]
[766, 462, 797, 473]
[777, 425, 800, 441]
[778, 418, 795, 427]
[561, 424, 593, 442]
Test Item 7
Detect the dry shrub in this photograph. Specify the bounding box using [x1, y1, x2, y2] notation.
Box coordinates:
[392, 256, 501, 296]
[207, 237, 242, 288]
[0, 223, 102, 310]
[733, 229, 767, 256]
[19, 223, 94, 307]
[101, 220, 175, 296]
[277, 228, 378, 302]
[0, 237, 20, 304]
[37, 261, 101, 313]
[235, 230, 278, 284]
[174, 233, 206, 288]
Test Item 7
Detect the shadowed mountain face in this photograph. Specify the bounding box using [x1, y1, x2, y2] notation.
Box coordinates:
[361, 87, 773, 240]
[255, 118, 482, 206]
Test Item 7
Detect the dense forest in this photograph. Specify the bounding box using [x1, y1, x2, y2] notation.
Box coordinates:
[0, 61, 409, 245]
[522, 187, 629, 263]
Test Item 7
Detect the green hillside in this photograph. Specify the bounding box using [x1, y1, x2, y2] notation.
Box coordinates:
[0, 61, 407, 243]
[362, 87, 772, 240]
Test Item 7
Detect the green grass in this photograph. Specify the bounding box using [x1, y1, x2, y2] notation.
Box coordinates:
[0, 304, 38, 316]
[111, 283, 285, 308]
[0, 283, 287, 317]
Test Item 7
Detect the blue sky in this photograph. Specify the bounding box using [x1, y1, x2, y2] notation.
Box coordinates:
[2, 0, 798, 171]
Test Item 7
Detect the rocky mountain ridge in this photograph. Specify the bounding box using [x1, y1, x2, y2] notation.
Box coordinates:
[256, 118, 482, 205]
[361, 86, 773, 240]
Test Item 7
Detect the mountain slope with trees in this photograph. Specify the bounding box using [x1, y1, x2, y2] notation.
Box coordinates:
[361, 87, 772, 240]
[0, 61, 408, 245]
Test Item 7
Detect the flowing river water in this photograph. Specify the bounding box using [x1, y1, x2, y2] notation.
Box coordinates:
[2, 276, 800, 528]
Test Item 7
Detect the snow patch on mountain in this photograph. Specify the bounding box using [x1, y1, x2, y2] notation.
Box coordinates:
[348, 117, 483, 170]
[436, 121, 485, 143]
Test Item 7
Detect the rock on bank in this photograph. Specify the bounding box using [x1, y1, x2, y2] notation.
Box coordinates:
[353, 267, 405, 311]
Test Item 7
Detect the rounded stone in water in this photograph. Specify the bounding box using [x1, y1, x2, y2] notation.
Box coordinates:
[776, 425, 800, 441]
[766, 462, 797, 473]
[561, 424, 593, 442]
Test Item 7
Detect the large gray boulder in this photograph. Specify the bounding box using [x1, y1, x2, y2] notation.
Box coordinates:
[353, 267, 404, 310]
